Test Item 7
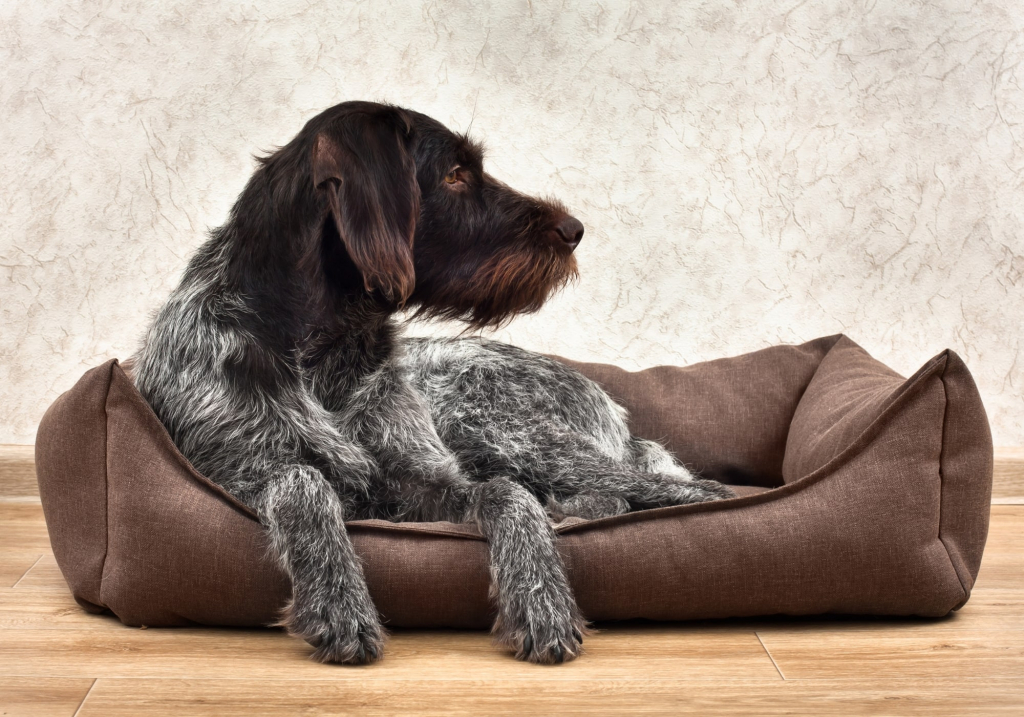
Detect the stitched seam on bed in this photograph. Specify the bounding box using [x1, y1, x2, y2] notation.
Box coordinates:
[98, 360, 114, 607]
[936, 352, 971, 602]
[346, 522, 486, 540]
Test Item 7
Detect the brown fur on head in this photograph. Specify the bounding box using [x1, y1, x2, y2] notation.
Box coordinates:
[413, 216, 580, 330]
[310, 106, 420, 307]
[302, 102, 584, 328]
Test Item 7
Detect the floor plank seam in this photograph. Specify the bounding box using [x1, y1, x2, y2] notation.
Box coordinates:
[72, 677, 98, 717]
[10, 554, 43, 589]
[755, 632, 785, 681]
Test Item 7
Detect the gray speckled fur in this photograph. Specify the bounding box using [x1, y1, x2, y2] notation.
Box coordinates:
[131, 102, 731, 666]
[401, 336, 734, 518]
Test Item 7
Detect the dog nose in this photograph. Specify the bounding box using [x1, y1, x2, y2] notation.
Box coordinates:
[554, 216, 584, 250]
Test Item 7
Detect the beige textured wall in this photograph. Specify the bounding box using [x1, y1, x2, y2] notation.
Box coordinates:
[2, 1, 1022, 445]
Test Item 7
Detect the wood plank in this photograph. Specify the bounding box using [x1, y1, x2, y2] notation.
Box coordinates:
[975, 505, 1024, 589]
[0, 677, 94, 717]
[987, 505, 1024, 546]
[0, 587, 117, 631]
[679, 594, 1024, 634]
[960, 587, 1024, 622]
[0, 502, 51, 552]
[0, 625, 778, 680]
[0, 552, 43, 589]
[757, 628, 1024, 680]
[77, 677, 1024, 717]
[0, 445, 36, 497]
[12, 553, 69, 592]
[5, 584, 1022, 639]
[994, 447, 1024, 501]
[2, 587, 1022, 635]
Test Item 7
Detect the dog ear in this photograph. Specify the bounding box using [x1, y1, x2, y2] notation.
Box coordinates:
[312, 109, 419, 305]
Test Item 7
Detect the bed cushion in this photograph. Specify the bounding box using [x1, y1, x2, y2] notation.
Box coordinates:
[34, 334, 993, 628]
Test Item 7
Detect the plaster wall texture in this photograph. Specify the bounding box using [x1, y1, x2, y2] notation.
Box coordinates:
[2, 0, 1022, 445]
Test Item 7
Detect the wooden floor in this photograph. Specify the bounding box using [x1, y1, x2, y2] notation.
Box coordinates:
[1, 448, 1023, 715]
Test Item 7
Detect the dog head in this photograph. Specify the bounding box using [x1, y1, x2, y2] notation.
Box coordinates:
[306, 101, 582, 328]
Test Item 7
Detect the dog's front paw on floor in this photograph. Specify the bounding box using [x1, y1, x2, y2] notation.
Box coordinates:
[306, 621, 387, 665]
[282, 599, 387, 665]
[499, 616, 589, 665]
[493, 599, 589, 664]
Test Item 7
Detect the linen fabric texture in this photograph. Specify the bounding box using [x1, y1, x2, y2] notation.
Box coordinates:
[34, 335, 993, 628]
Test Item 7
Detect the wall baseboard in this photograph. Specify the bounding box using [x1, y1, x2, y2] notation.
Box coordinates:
[993, 447, 1024, 504]
[0, 445, 36, 498]
[3, 444, 1022, 504]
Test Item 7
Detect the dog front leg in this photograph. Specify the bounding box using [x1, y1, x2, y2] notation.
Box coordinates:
[471, 477, 587, 664]
[256, 464, 385, 664]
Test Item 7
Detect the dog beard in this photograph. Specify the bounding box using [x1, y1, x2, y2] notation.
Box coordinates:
[412, 245, 578, 330]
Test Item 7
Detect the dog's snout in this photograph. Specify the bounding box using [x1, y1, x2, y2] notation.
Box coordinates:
[553, 216, 584, 251]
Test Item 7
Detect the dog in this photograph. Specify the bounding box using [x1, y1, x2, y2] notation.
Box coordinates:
[132, 101, 734, 665]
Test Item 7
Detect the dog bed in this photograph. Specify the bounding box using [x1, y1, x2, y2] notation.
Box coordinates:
[34, 334, 992, 628]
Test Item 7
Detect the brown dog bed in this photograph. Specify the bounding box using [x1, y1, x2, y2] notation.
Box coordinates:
[34, 334, 992, 629]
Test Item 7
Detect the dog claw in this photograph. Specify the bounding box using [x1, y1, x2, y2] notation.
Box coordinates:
[551, 643, 565, 663]
[572, 628, 583, 644]
[521, 634, 533, 658]
[291, 610, 385, 664]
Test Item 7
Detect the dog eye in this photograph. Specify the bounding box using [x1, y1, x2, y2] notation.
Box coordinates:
[444, 167, 462, 185]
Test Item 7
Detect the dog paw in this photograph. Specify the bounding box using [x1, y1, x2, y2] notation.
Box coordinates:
[548, 491, 630, 521]
[690, 478, 737, 501]
[282, 596, 386, 665]
[667, 477, 736, 504]
[498, 610, 588, 665]
[307, 619, 386, 665]
[493, 588, 589, 664]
